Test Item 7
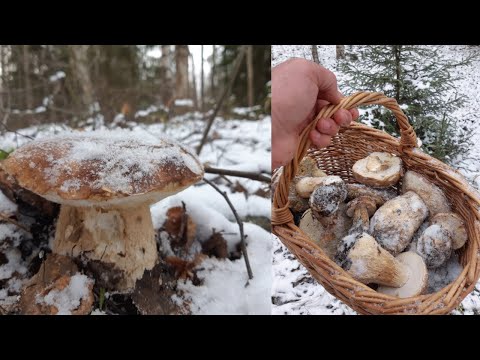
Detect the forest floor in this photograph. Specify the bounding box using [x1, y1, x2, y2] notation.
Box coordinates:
[271, 45, 480, 315]
[0, 110, 272, 315]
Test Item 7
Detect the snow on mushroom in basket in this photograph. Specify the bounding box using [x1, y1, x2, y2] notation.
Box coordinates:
[2, 129, 204, 290]
[337, 233, 428, 298]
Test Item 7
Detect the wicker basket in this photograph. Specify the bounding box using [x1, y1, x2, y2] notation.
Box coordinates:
[272, 92, 480, 315]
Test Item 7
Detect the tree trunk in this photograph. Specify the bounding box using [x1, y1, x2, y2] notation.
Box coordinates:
[200, 45, 204, 112]
[189, 52, 198, 109]
[393, 45, 402, 101]
[175, 45, 189, 99]
[23, 45, 33, 109]
[211, 45, 216, 101]
[160, 45, 174, 107]
[0, 45, 4, 110]
[69, 45, 94, 111]
[311, 45, 320, 64]
[336, 45, 345, 59]
[246, 45, 254, 107]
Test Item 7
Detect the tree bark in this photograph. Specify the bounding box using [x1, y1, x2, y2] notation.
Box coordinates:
[69, 45, 94, 111]
[311, 45, 320, 64]
[200, 45, 204, 112]
[211, 45, 216, 101]
[189, 52, 198, 109]
[393, 45, 402, 101]
[23, 45, 33, 109]
[175, 45, 189, 99]
[160, 45, 174, 107]
[0, 45, 4, 110]
[246, 45, 254, 107]
[336, 45, 345, 59]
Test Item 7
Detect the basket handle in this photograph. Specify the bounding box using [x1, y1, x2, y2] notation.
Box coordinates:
[272, 91, 417, 226]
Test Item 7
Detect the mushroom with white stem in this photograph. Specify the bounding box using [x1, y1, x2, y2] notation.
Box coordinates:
[345, 196, 377, 235]
[2, 129, 204, 290]
[338, 233, 428, 298]
[309, 176, 347, 219]
[352, 152, 402, 188]
[430, 212, 467, 250]
[369, 191, 429, 256]
[299, 204, 351, 259]
[402, 171, 451, 216]
[416, 224, 453, 269]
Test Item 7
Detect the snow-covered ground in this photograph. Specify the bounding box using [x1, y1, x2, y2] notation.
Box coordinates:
[272, 45, 480, 315]
[0, 112, 272, 315]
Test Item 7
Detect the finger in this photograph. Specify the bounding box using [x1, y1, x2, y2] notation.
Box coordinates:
[309, 129, 332, 148]
[309, 63, 343, 105]
[316, 118, 340, 136]
[332, 109, 353, 127]
[349, 108, 360, 121]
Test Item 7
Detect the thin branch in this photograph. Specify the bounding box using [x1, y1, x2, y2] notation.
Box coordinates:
[202, 177, 253, 281]
[205, 166, 271, 183]
[0, 212, 31, 234]
[196, 46, 247, 155]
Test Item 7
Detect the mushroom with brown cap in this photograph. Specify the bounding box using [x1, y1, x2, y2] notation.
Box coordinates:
[416, 224, 453, 269]
[2, 129, 204, 290]
[346, 183, 397, 206]
[402, 171, 451, 216]
[369, 191, 429, 256]
[430, 212, 467, 250]
[345, 196, 377, 235]
[352, 152, 402, 188]
[338, 233, 428, 298]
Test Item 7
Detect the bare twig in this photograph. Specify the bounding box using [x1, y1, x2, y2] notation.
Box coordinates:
[203, 177, 253, 280]
[0, 212, 31, 234]
[205, 166, 271, 183]
[196, 46, 247, 155]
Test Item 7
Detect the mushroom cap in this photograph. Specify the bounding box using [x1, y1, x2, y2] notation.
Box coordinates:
[296, 176, 326, 198]
[369, 191, 429, 256]
[297, 156, 326, 178]
[430, 212, 467, 250]
[377, 251, 428, 298]
[402, 171, 451, 216]
[416, 224, 453, 268]
[346, 183, 397, 206]
[309, 176, 347, 217]
[352, 152, 402, 187]
[346, 196, 377, 217]
[2, 129, 204, 208]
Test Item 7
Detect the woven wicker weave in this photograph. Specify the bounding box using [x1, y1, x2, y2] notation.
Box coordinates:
[272, 92, 480, 315]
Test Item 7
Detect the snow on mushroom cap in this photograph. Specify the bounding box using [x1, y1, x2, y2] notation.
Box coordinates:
[2, 129, 204, 207]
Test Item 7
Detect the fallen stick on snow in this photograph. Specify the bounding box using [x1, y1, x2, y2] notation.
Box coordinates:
[205, 166, 271, 183]
[203, 177, 253, 281]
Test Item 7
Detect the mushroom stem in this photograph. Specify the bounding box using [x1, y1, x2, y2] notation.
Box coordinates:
[350, 207, 370, 235]
[53, 204, 158, 290]
[346, 234, 409, 287]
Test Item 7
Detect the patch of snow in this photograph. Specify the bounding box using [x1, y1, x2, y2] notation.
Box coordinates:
[49, 71, 66, 82]
[35, 273, 93, 315]
[174, 99, 194, 107]
[0, 191, 17, 215]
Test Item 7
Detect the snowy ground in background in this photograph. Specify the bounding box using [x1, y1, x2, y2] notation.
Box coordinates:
[272, 45, 480, 315]
[0, 113, 272, 315]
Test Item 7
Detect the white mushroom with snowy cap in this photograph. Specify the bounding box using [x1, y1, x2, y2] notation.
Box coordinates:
[2, 129, 204, 290]
[352, 152, 402, 188]
[309, 176, 347, 219]
[369, 191, 429, 256]
[402, 171, 451, 216]
[416, 224, 453, 269]
[430, 212, 467, 250]
[337, 233, 428, 298]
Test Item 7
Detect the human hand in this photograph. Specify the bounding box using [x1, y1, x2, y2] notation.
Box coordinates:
[271, 58, 359, 170]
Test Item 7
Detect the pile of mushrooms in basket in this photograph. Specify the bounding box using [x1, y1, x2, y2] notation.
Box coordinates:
[288, 152, 466, 298]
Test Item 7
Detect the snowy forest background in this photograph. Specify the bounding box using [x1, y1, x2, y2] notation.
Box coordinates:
[272, 45, 480, 315]
[0, 45, 272, 315]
